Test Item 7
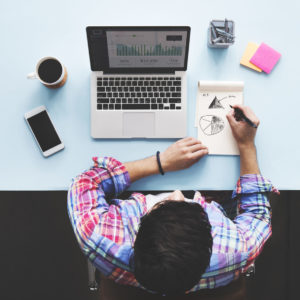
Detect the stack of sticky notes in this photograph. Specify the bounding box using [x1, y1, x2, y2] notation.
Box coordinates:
[240, 42, 281, 74]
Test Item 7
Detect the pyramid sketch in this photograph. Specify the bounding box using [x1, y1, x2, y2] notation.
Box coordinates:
[208, 96, 225, 109]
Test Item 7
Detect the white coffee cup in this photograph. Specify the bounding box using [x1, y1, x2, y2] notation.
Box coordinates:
[27, 56, 67, 88]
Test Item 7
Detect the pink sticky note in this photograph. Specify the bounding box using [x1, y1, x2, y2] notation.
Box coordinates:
[250, 43, 281, 74]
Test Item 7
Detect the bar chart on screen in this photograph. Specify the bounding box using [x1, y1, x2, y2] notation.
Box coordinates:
[106, 30, 187, 68]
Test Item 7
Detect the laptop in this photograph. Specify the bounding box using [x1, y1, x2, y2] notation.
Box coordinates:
[86, 26, 190, 138]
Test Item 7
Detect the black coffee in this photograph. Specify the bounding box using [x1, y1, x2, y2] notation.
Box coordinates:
[38, 59, 62, 83]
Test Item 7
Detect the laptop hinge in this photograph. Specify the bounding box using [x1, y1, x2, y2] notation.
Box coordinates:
[102, 69, 176, 75]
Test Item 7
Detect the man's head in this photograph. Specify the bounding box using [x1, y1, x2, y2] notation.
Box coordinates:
[133, 199, 212, 295]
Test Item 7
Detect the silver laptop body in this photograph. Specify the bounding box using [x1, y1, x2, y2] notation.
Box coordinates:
[86, 26, 191, 138]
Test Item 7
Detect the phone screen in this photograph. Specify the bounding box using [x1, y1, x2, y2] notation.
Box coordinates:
[27, 110, 62, 152]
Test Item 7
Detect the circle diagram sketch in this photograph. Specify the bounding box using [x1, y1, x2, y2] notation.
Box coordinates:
[199, 115, 225, 135]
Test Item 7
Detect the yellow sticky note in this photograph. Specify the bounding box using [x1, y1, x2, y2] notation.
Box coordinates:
[240, 42, 262, 72]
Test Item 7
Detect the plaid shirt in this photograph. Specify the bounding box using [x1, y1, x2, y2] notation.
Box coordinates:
[67, 156, 278, 291]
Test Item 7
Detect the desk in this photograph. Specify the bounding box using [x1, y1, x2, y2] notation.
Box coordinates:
[1, 0, 299, 191]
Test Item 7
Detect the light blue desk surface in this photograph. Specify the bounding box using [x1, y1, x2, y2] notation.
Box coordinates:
[1, 0, 299, 191]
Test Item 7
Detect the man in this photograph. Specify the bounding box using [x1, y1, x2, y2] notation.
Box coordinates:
[67, 105, 278, 295]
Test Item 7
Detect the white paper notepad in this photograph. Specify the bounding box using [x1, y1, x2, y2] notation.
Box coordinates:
[195, 81, 244, 155]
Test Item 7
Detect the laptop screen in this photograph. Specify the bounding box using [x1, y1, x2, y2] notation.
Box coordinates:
[86, 27, 190, 73]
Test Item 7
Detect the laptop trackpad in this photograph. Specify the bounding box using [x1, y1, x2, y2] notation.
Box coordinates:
[123, 112, 155, 137]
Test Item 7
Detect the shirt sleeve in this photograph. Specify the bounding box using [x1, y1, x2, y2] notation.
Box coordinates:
[67, 157, 145, 276]
[232, 174, 279, 268]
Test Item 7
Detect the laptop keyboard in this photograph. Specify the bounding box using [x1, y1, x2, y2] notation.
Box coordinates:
[96, 76, 182, 111]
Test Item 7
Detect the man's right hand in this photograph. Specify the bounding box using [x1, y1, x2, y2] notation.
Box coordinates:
[227, 105, 260, 175]
[226, 105, 260, 150]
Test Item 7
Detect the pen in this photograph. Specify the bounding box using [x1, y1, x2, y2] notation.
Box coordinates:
[229, 105, 258, 128]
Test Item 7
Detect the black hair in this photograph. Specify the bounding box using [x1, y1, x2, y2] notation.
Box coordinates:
[133, 200, 212, 295]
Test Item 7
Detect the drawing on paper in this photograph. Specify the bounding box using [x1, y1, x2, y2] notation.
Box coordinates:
[208, 96, 226, 109]
[199, 115, 225, 135]
[208, 95, 237, 109]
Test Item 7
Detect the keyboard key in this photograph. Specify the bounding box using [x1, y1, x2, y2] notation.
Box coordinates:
[151, 99, 156, 103]
[107, 92, 112, 97]
[113, 93, 118, 97]
[164, 106, 170, 110]
[97, 87, 105, 92]
[144, 81, 149, 86]
[154, 92, 159, 97]
[119, 92, 124, 97]
[122, 104, 151, 110]
[109, 104, 114, 109]
[116, 98, 121, 103]
[110, 99, 115, 103]
[150, 81, 155, 85]
[97, 82, 102, 86]
[97, 104, 102, 110]
[124, 87, 129, 92]
[167, 81, 173, 86]
[127, 77, 132, 80]
[170, 87, 175, 91]
[138, 81, 143, 86]
[97, 98, 109, 103]
[148, 92, 153, 97]
[147, 87, 152, 92]
[115, 81, 120, 86]
[125, 92, 130, 97]
[163, 98, 168, 103]
[103, 104, 108, 110]
[173, 81, 181, 86]
[132, 81, 137, 86]
[172, 92, 181, 97]
[161, 81, 166, 86]
[115, 77, 121, 80]
[122, 99, 127, 104]
[140, 77, 145, 80]
[169, 98, 181, 103]
[160, 92, 165, 97]
[135, 87, 141, 92]
[166, 92, 171, 97]
[140, 98, 145, 103]
[152, 77, 157, 80]
[159, 104, 163, 109]
[118, 87, 122, 92]
[133, 77, 139, 80]
[131, 92, 136, 97]
[164, 87, 170, 92]
[176, 87, 181, 92]
[112, 87, 117, 92]
[146, 98, 150, 103]
[128, 99, 133, 103]
[142, 92, 147, 97]
[121, 81, 126, 86]
[109, 81, 114, 86]
[170, 77, 175, 80]
[157, 77, 163, 80]
[163, 77, 169, 80]
[106, 87, 111, 92]
[176, 77, 181, 80]
[103, 81, 108, 86]
[145, 77, 151, 80]
[103, 78, 108, 81]
[115, 104, 121, 110]
[153, 87, 158, 91]
[141, 87, 146, 92]
[126, 81, 132, 86]
[170, 104, 175, 109]
[157, 98, 162, 103]
[176, 106, 181, 110]
[155, 81, 161, 86]
[134, 98, 139, 103]
[137, 93, 141, 97]
[151, 104, 158, 109]
[130, 87, 134, 91]
[159, 87, 164, 91]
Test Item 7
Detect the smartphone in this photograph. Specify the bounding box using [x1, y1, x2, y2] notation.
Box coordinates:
[24, 106, 64, 157]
